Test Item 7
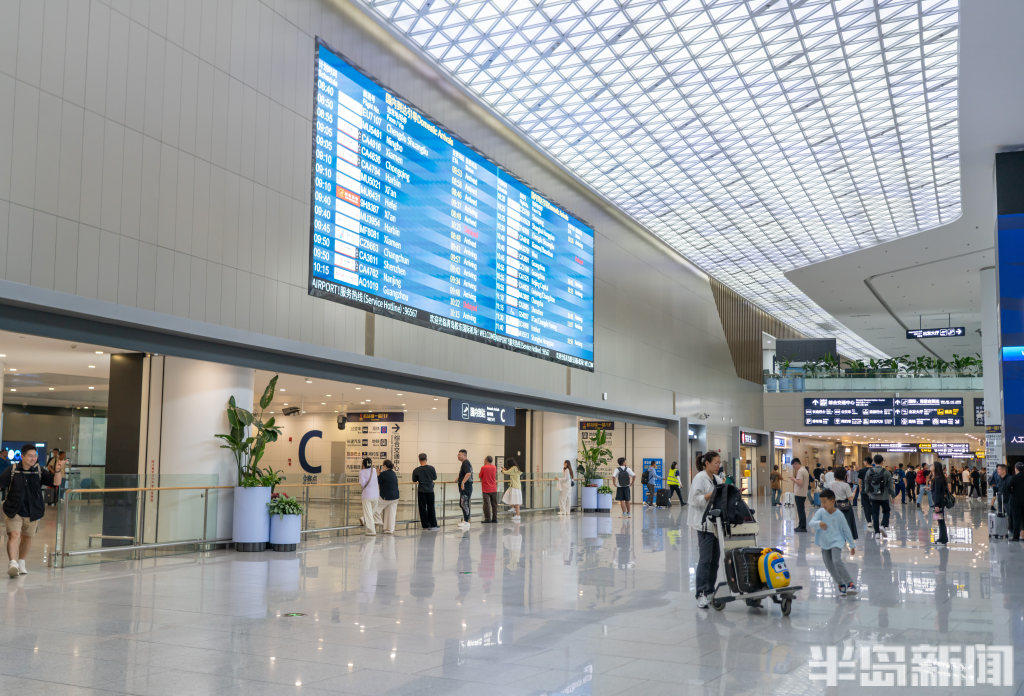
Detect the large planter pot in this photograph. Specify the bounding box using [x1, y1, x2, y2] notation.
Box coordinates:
[778, 377, 793, 392]
[792, 375, 805, 392]
[233, 486, 271, 552]
[596, 492, 613, 511]
[269, 513, 301, 551]
[765, 377, 779, 393]
[581, 486, 598, 512]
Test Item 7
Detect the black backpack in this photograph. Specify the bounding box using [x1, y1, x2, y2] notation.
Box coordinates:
[641, 470, 650, 485]
[616, 467, 631, 487]
[866, 468, 887, 498]
[702, 483, 756, 530]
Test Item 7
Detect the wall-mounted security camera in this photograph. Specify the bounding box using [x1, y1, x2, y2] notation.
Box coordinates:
[282, 406, 301, 416]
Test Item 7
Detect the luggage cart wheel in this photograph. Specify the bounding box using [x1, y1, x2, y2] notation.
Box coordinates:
[711, 598, 725, 611]
[780, 596, 792, 616]
[745, 598, 762, 608]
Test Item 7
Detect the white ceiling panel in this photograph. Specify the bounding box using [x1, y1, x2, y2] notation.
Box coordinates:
[360, 0, 961, 359]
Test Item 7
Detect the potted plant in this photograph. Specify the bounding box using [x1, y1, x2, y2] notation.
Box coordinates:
[765, 372, 780, 393]
[268, 493, 303, 552]
[578, 428, 612, 512]
[596, 485, 614, 511]
[777, 359, 792, 392]
[216, 375, 283, 551]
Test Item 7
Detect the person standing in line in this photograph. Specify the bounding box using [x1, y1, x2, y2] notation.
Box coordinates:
[931, 461, 951, 545]
[501, 458, 523, 520]
[456, 449, 473, 530]
[667, 461, 686, 506]
[970, 466, 982, 498]
[358, 457, 380, 536]
[689, 451, 724, 608]
[642, 461, 658, 507]
[991, 462, 1008, 514]
[558, 459, 573, 515]
[827, 467, 858, 541]
[793, 458, 809, 532]
[412, 453, 438, 530]
[811, 490, 858, 596]
[479, 456, 499, 523]
[1003, 461, 1024, 540]
[770, 465, 782, 506]
[905, 465, 916, 505]
[613, 457, 635, 518]
[0, 444, 62, 577]
[377, 460, 400, 535]
[961, 466, 971, 497]
[865, 454, 895, 538]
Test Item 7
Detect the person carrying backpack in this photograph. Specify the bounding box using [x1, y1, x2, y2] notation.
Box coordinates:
[931, 462, 951, 544]
[642, 462, 658, 507]
[614, 457, 635, 518]
[915, 466, 928, 506]
[865, 454, 895, 538]
[689, 452, 724, 608]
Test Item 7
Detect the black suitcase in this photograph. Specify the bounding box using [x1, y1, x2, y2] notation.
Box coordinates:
[724, 547, 765, 594]
[655, 488, 670, 508]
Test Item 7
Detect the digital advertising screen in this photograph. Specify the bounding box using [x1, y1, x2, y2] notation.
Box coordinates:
[308, 39, 596, 370]
[997, 150, 1024, 455]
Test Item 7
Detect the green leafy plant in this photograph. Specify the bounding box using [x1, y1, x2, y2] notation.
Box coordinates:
[259, 467, 284, 493]
[934, 357, 950, 377]
[819, 353, 840, 377]
[597, 485, 613, 495]
[267, 493, 303, 516]
[777, 359, 792, 377]
[844, 359, 868, 377]
[950, 353, 975, 377]
[803, 359, 819, 377]
[577, 429, 612, 485]
[215, 375, 284, 487]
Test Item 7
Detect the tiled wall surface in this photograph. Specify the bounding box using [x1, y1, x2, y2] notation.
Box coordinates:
[0, 0, 763, 454]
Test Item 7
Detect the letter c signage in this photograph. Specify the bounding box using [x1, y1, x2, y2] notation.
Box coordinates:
[299, 430, 323, 473]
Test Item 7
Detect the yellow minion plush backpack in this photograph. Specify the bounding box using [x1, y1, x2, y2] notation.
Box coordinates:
[758, 548, 790, 589]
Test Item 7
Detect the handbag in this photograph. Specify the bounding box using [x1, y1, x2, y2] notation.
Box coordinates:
[944, 491, 956, 509]
[836, 499, 852, 512]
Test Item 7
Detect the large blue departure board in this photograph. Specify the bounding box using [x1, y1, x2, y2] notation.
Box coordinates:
[308, 40, 595, 370]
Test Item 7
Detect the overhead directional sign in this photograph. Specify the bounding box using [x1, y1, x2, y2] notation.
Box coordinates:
[448, 398, 516, 426]
[804, 397, 964, 427]
[906, 327, 965, 339]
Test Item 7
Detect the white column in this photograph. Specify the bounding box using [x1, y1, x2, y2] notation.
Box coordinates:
[981, 267, 1002, 478]
[144, 356, 254, 542]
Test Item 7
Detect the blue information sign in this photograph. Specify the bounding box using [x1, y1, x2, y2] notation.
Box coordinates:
[308, 40, 596, 370]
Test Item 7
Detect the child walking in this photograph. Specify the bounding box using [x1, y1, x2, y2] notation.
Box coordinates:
[810, 489, 858, 596]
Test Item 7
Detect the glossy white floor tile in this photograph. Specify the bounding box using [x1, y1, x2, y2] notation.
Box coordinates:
[0, 498, 1021, 695]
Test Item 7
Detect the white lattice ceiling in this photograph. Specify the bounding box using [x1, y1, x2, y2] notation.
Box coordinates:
[361, 0, 960, 359]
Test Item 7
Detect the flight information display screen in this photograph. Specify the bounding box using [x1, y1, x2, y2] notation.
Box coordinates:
[308, 40, 595, 370]
[803, 397, 964, 427]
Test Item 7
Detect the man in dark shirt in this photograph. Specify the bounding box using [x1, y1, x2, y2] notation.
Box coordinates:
[457, 449, 473, 529]
[479, 456, 498, 523]
[411, 453, 438, 529]
[0, 444, 62, 577]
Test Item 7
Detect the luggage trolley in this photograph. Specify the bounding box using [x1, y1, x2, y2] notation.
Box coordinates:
[706, 509, 801, 616]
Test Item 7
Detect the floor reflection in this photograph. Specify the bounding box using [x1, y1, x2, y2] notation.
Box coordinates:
[0, 497, 1019, 694]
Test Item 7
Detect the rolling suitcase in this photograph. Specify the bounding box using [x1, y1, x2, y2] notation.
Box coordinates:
[655, 488, 670, 508]
[724, 547, 765, 594]
[990, 497, 1009, 539]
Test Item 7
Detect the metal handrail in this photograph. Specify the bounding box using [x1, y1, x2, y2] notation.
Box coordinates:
[56, 478, 568, 566]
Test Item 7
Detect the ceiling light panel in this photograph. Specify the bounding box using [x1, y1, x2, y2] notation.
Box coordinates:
[362, 0, 960, 358]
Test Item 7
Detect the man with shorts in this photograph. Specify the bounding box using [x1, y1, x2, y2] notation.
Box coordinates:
[0, 444, 62, 577]
[614, 457, 635, 518]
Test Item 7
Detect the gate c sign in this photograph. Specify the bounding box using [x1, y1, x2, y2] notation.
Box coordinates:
[299, 430, 322, 473]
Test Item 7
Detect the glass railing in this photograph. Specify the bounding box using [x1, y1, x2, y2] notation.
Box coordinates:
[54, 476, 566, 567]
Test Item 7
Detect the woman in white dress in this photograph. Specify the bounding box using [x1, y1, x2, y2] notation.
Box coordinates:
[558, 459, 574, 515]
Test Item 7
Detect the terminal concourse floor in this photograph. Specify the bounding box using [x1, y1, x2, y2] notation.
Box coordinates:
[0, 498, 1021, 695]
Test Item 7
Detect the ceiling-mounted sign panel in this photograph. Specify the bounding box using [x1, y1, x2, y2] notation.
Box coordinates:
[906, 327, 965, 339]
[448, 398, 516, 426]
[804, 397, 965, 427]
[308, 40, 595, 371]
